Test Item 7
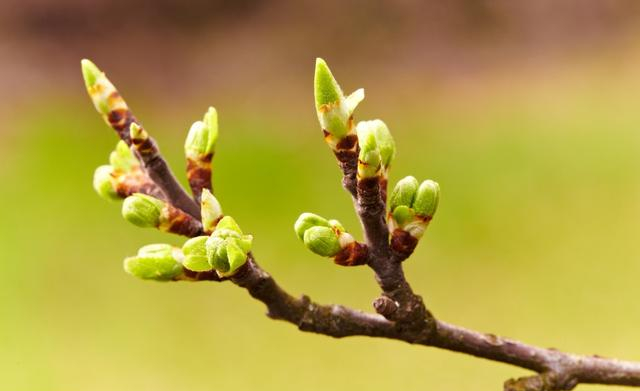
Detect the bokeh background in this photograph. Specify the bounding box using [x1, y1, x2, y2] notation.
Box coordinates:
[2, 1, 640, 390]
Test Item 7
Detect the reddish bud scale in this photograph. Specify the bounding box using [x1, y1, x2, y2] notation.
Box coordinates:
[107, 108, 137, 144]
[114, 170, 165, 200]
[163, 204, 204, 237]
[390, 229, 419, 260]
[356, 175, 383, 209]
[186, 154, 213, 201]
[334, 241, 368, 266]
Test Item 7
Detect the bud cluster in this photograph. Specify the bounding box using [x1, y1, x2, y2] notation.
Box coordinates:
[388, 176, 440, 256]
[179, 216, 253, 277]
[294, 213, 368, 266]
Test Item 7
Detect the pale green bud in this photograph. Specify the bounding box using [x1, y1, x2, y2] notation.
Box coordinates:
[200, 189, 223, 232]
[314, 58, 364, 140]
[357, 129, 381, 179]
[93, 165, 120, 201]
[81, 59, 127, 115]
[294, 213, 330, 240]
[413, 180, 440, 218]
[303, 226, 342, 257]
[124, 243, 182, 281]
[205, 236, 227, 270]
[121, 193, 165, 228]
[389, 176, 419, 211]
[357, 120, 395, 168]
[109, 141, 138, 172]
[203, 106, 219, 152]
[215, 216, 243, 235]
[392, 205, 415, 227]
[225, 240, 248, 275]
[182, 236, 212, 272]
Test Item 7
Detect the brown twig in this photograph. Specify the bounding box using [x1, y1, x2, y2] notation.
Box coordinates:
[118, 108, 640, 391]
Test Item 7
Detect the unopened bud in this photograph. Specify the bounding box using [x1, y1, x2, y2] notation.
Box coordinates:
[357, 120, 395, 169]
[205, 216, 253, 276]
[200, 189, 223, 232]
[121, 193, 165, 228]
[294, 213, 330, 240]
[185, 121, 212, 160]
[303, 226, 342, 257]
[314, 58, 364, 145]
[123, 243, 183, 281]
[356, 125, 381, 179]
[389, 176, 419, 211]
[413, 180, 440, 218]
[93, 165, 120, 201]
[182, 236, 212, 272]
[81, 59, 127, 116]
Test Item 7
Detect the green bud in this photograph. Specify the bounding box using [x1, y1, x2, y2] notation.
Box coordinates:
[357, 129, 381, 179]
[389, 176, 419, 211]
[81, 59, 101, 90]
[314, 58, 364, 140]
[205, 236, 227, 270]
[203, 106, 219, 153]
[225, 240, 248, 275]
[392, 205, 415, 227]
[93, 165, 120, 201]
[413, 180, 440, 218]
[294, 213, 330, 240]
[200, 189, 223, 232]
[182, 236, 212, 272]
[121, 193, 165, 228]
[357, 120, 395, 168]
[109, 141, 138, 172]
[215, 216, 243, 235]
[303, 226, 342, 257]
[124, 243, 182, 281]
[81, 59, 127, 115]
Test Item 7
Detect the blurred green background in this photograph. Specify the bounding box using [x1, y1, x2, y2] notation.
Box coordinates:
[2, 1, 640, 390]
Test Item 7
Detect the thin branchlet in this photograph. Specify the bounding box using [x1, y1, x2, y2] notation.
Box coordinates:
[86, 58, 640, 391]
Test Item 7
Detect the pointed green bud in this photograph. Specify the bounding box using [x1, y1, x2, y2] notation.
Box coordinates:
[215, 216, 243, 235]
[203, 106, 219, 152]
[225, 240, 248, 275]
[357, 128, 381, 179]
[121, 193, 165, 228]
[81, 59, 101, 89]
[392, 205, 415, 228]
[124, 243, 182, 281]
[200, 189, 223, 232]
[81, 59, 127, 115]
[93, 165, 120, 201]
[182, 236, 212, 272]
[314, 58, 363, 140]
[303, 226, 342, 257]
[413, 180, 440, 218]
[294, 213, 330, 240]
[357, 120, 395, 168]
[185, 122, 208, 159]
[314, 58, 343, 108]
[389, 176, 419, 211]
[109, 141, 138, 172]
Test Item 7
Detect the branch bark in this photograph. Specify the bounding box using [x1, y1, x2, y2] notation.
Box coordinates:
[132, 123, 640, 391]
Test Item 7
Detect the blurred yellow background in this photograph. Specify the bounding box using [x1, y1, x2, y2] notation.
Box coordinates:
[2, 1, 640, 390]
